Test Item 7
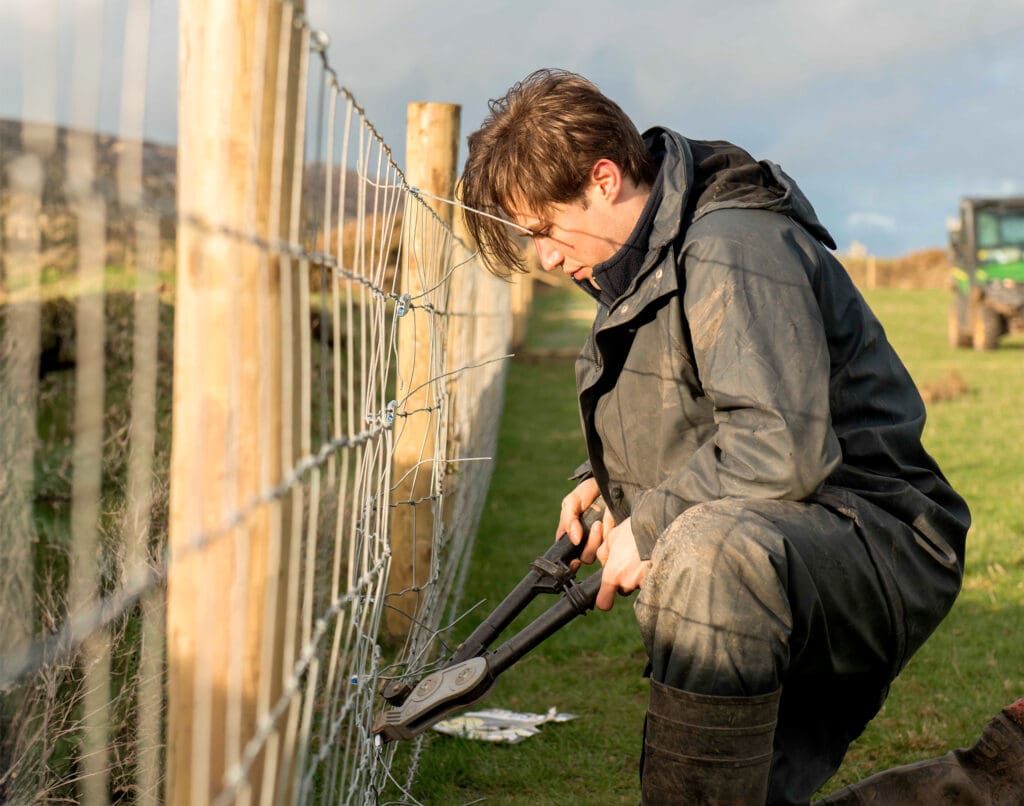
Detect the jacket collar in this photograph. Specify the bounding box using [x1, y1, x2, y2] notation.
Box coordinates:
[591, 129, 690, 320]
[646, 127, 693, 254]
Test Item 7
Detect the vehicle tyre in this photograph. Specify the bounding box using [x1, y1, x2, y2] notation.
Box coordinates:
[973, 304, 1002, 350]
[948, 295, 971, 348]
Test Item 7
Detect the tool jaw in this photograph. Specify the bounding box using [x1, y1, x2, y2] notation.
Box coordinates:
[371, 501, 606, 743]
[371, 657, 495, 743]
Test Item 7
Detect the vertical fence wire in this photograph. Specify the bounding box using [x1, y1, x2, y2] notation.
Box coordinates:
[0, 4, 53, 800]
[67, 6, 110, 801]
[118, 1, 164, 801]
[0, 1, 514, 803]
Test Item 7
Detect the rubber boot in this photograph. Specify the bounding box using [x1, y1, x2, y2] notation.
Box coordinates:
[641, 679, 780, 805]
[816, 699, 1024, 805]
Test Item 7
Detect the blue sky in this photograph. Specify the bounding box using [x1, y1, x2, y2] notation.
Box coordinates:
[3, 0, 1023, 256]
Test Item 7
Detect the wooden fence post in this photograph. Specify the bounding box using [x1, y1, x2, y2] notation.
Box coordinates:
[387, 102, 460, 638]
[510, 271, 534, 350]
[169, 1, 303, 802]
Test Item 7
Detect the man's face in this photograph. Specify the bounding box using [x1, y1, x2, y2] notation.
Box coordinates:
[512, 184, 624, 287]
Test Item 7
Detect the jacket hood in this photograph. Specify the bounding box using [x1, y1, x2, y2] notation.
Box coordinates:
[644, 127, 837, 250]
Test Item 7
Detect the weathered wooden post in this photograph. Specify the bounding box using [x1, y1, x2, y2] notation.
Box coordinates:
[169, 1, 304, 801]
[0, 121, 50, 806]
[510, 270, 534, 350]
[0, 141, 47, 665]
[387, 102, 460, 637]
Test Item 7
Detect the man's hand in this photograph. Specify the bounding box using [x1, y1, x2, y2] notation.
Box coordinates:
[557, 478, 601, 545]
[593, 517, 650, 611]
[556, 482, 650, 605]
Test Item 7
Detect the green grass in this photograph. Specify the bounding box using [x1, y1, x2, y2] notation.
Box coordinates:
[409, 285, 1024, 804]
[825, 288, 1024, 791]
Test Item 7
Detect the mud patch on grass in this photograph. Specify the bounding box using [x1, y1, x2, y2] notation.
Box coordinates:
[920, 369, 969, 404]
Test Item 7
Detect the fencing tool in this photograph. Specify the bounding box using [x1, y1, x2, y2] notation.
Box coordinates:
[372, 503, 605, 743]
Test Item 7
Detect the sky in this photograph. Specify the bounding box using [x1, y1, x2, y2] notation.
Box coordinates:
[2, 0, 1023, 256]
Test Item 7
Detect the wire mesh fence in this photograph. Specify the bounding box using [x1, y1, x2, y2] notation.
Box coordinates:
[0, 1, 512, 803]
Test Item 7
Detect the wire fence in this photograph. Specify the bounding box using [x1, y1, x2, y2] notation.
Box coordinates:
[0, 1, 512, 803]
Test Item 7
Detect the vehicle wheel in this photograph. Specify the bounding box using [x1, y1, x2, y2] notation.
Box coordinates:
[973, 304, 1002, 350]
[948, 296, 971, 348]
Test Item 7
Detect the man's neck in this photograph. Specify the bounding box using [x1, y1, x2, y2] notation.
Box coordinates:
[586, 166, 666, 306]
[612, 180, 652, 245]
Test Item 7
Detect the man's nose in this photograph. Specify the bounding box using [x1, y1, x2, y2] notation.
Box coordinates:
[535, 238, 563, 272]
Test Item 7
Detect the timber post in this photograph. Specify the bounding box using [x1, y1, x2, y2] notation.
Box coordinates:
[387, 102, 461, 638]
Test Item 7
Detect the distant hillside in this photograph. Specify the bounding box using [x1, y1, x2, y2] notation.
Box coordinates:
[1, 118, 947, 292]
[303, 162, 405, 232]
[1, 119, 178, 284]
[0, 119, 178, 209]
[0, 119, 394, 283]
[839, 247, 951, 290]
[528, 243, 952, 292]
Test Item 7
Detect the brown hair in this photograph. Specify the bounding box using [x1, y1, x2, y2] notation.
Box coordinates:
[459, 69, 657, 276]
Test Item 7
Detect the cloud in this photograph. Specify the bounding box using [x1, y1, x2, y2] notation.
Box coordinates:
[343, 0, 1024, 115]
[2, 0, 1021, 254]
[847, 212, 898, 232]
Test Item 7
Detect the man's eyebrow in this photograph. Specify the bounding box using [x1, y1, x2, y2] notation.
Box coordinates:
[505, 208, 546, 236]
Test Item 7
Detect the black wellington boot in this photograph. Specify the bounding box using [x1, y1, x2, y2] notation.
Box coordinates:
[641, 679, 781, 806]
[815, 699, 1024, 805]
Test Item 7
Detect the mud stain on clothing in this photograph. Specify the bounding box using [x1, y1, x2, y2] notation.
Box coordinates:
[688, 280, 734, 354]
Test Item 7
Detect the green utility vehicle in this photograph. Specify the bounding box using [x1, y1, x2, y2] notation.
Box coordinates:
[947, 197, 1024, 350]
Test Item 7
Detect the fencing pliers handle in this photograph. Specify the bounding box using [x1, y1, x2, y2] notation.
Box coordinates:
[372, 502, 605, 743]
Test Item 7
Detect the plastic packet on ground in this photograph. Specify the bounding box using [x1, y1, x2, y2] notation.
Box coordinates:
[431, 706, 578, 744]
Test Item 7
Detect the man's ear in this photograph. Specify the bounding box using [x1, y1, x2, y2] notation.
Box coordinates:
[589, 158, 623, 204]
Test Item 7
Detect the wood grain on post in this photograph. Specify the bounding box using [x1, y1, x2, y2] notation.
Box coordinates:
[387, 102, 460, 638]
[510, 270, 534, 350]
[444, 197, 474, 505]
[0, 151, 43, 659]
[169, 1, 303, 802]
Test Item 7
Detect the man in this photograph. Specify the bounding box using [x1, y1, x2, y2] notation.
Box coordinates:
[459, 69, 973, 803]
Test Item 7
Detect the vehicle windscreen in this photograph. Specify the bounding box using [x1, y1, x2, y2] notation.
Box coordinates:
[977, 209, 1024, 252]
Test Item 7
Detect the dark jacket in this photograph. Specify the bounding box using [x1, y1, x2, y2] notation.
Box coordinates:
[576, 128, 970, 571]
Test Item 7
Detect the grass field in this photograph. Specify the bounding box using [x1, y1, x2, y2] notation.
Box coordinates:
[409, 285, 1024, 804]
